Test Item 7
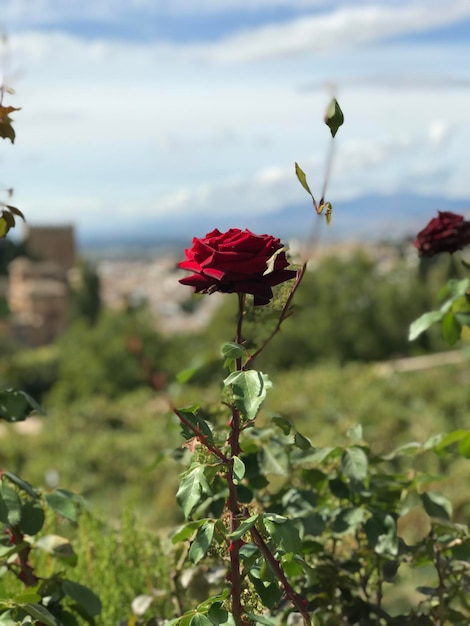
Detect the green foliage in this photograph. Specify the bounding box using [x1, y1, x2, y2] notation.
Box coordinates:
[231, 250, 447, 370]
[36, 509, 173, 626]
[410, 277, 470, 345]
[0, 389, 183, 526]
[171, 407, 470, 625]
[0, 238, 27, 275]
[1, 346, 59, 401]
[69, 260, 102, 325]
[48, 309, 169, 404]
[0, 389, 43, 422]
[0, 471, 101, 625]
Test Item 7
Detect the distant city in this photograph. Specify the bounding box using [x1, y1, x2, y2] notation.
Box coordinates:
[76, 192, 470, 260]
[2, 190, 468, 350]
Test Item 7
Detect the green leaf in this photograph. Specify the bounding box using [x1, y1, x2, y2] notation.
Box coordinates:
[271, 415, 291, 435]
[294, 431, 311, 450]
[0, 218, 9, 239]
[421, 491, 452, 520]
[458, 433, 470, 458]
[45, 490, 79, 522]
[455, 312, 470, 327]
[189, 615, 213, 626]
[324, 98, 344, 137]
[0, 390, 44, 422]
[62, 580, 102, 617]
[294, 162, 313, 198]
[9, 592, 40, 604]
[364, 512, 398, 556]
[176, 464, 212, 518]
[347, 424, 363, 443]
[172, 520, 208, 544]
[441, 312, 461, 345]
[21, 603, 58, 626]
[0, 483, 22, 525]
[207, 605, 235, 626]
[332, 507, 367, 535]
[448, 277, 470, 297]
[264, 516, 301, 553]
[232, 456, 245, 484]
[2, 471, 38, 499]
[189, 521, 215, 565]
[178, 407, 213, 443]
[259, 443, 289, 476]
[221, 342, 244, 360]
[19, 501, 45, 535]
[430, 429, 469, 453]
[341, 447, 368, 482]
[246, 613, 277, 626]
[244, 614, 277, 626]
[409, 311, 443, 341]
[224, 370, 272, 421]
[196, 593, 230, 612]
[227, 514, 259, 541]
[176, 365, 203, 384]
[250, 576, 282, 609]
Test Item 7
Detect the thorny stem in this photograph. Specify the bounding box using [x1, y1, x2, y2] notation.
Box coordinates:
[171, 404, 229, 463]
[319, 137, 335, 208]
[434, 541, 447, 626]
[243, 263, 307, 369]
[250, 526, 311, 626]
[7, 526, 38, 587]
[226, 293, 248, 625]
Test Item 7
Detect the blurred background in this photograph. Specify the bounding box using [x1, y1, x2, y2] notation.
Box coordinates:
[1, 0, 470, 531]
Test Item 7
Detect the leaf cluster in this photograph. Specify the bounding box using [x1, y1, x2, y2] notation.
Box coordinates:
[0, 469, 101, 625]
[170, 412, 470, 625]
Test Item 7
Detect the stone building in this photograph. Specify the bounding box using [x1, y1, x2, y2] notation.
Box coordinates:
[24, 224, 75, 270]
[7, 225, 75, 346]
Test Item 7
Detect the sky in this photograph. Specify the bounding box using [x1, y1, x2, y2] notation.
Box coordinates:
[1, 0, 470, 244]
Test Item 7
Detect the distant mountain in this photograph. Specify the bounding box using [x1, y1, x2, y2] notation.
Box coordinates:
[78, 192, 470, 256]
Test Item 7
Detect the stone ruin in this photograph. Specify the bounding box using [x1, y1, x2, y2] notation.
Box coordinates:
[7, 225, 75, 346]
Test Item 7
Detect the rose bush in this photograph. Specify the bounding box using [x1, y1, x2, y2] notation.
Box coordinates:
[178, 227, 296, 305]
[414, 210, 470, 257]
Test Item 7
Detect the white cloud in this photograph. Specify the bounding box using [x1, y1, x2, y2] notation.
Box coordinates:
[192, 2, 470, 63]
[1, 2, 470, 240]
[427, 120, 451, 146]
[1, 0, 462, 24]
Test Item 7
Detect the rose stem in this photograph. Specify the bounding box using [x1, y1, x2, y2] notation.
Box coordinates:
[244, 263, 307, 369]
[250, 526, 311, 626]
[226, 293, 247, 625]
[171, 404, 229, 463]
[319, 136, 335, 207]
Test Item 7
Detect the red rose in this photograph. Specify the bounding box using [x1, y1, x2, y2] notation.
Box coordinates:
[178, 228, 296, 305]
[414, 211, 470, 257]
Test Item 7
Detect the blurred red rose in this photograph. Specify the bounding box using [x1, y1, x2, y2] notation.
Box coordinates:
[414, 211, 470, 257]
[178, 228, 296, 305]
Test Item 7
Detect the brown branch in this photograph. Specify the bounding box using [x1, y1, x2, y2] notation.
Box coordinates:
[243, 263, 307, 369]
[171, 404, 229, 464]
[250, 526, 311, 626]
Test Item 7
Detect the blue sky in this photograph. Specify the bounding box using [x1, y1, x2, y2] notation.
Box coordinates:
[1, 0, 470, 242]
